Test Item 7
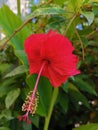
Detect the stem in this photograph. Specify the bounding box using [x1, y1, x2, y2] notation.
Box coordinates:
[64, 15, 76, 35]
[75, 28, 85, 61]
[86, 30, 97, 39]
[17, 0, 21, 16]
[0, 18, 31, 51]
[44, 88, 59, 130]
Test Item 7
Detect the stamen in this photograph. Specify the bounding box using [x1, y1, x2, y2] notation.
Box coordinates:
[22, 91, 39, 115]
[18, 61, 46, 123]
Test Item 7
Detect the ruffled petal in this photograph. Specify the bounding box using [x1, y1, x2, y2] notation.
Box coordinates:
[62, 54, 80, 76]
[40, 31, 74, 67]
[24, 34, 45, 53]
[48, 65, 68, 87]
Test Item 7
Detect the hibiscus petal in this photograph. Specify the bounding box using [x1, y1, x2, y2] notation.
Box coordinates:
[63, 54, 80, 76]
[48, 65, 68, 87]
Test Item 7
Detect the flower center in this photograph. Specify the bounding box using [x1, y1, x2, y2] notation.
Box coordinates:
[43, 59, 51, 64]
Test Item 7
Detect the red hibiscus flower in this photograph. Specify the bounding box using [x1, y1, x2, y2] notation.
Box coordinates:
[25, 30, 80, 87]
[18, 30, 80, 123]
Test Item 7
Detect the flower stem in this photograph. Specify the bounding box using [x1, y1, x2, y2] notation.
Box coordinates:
[44, 88, 59, 130]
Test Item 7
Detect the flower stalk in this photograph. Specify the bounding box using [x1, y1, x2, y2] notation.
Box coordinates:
[44, 88, 59, 130]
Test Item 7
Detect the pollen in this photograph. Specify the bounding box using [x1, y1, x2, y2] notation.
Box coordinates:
[22, 91, 39, 115]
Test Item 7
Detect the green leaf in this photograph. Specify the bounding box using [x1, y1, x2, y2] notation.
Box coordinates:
[81, 37, 89, 47]
[0, 5, 30, 49]
[72, 77, 98, 96]
[92, 3, 98, 15]
[5, 88, 20, 109]
[69, 83, 90, 109]
[53, 0, 65, 5]
[62, 81, 69, 93]
[4, 65, 28, 78]
[30, 115, 39, 128]
[0, 127, 10, 130]
[66, 0, 83, 15]
[81, 11, 94, 25]
[0, 5, 31, 64]
[36, 99, 47, 116]
[26, 74, 36, 90]
[58, 92, 69, 113]
[0, 63, 12, 74]
[46, 15, 65, 31]
[0, 78, 16, 97]
[83, 0, 90, 4]
[29, 5, 66, 18]
[38, 77, 53, 115]
[23, 122, 32, 130]
[70, 0, 83, 9]
[15, 50, 28, 65]
[73, 123, 98, 130]
[0, 109, 13, 120]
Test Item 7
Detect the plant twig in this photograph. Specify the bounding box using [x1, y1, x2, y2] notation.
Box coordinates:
[47, 0, 54, 4]
[41, 0, 54, 5]
[86, 30, 98, 40]
[0, 18, 31, 51]
[17, 0, 21, 16]
[64, 15, 76, 35]
[75, 28, 85, 61]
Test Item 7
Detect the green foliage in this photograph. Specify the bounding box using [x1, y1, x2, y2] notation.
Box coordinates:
[0, 0, 98, 130]
[30, 115, 39, 128]
[5, 88, 20, 109]
[0, 127, 11, 130]
[0, 5, 30, 49]
[22, 123, 32, 130]
[4, 65, 28, 78]
[0, 78, 16, 97]
[29, 5, 66, 18]
[58, 92, 69, 113]
[68, 83, 90, 109]
[0, 5, 30, 64]
[73, 123, 98, 130]
[15, 50, 28, 65]
[81, 11, 94, 25]
[67, 0, 83, 13]
[72, 77, 98, 96]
